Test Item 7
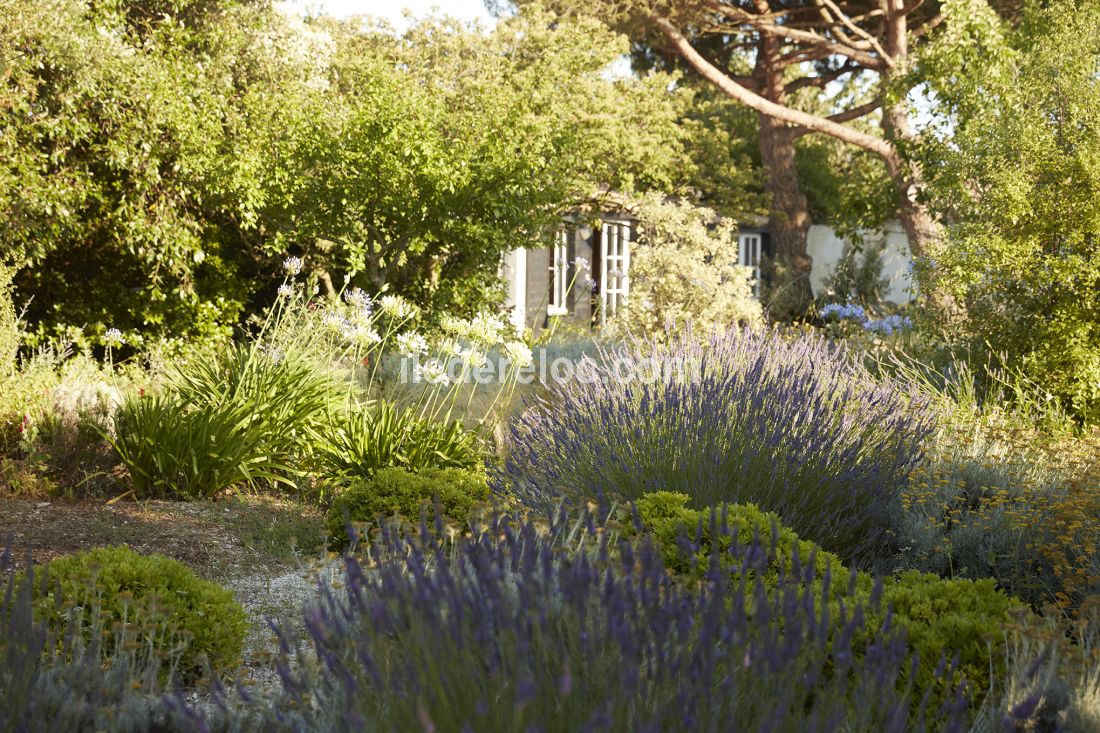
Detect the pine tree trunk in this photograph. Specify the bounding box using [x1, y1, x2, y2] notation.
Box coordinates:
[756, 35, 813, 314]
[880, 104, 938, 260]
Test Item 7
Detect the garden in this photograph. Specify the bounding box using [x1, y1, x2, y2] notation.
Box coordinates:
[2, 0, 1100, 732]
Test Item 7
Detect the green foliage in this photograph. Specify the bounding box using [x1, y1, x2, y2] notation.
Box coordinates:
[635, 492, 1024, 707]
[609, 195, 762, 338]
[108, 392, 291, 499]
[321, 401, 483, 480]
[671, 87, 766, 219]
[794, 137, 896, 239]
[634, 491, 850, 591]
[917, 0, 1100, 423]
[1, 1, 687, 342]
[0, 264, 16, 376]
[108, 315, 350, 499]
[819, 238, 891, 308]
[881, 570, 1018, 704]
[170, 340, 346, 466]
[0, 0, 259, 347]
[33, 545, 247, 681]
[326, 466, 490, 550]
[2, 548, 194, 732]
[224, 6, 689, 318]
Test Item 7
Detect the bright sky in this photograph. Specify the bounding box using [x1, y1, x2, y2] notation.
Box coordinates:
[279, 0, 497, 29]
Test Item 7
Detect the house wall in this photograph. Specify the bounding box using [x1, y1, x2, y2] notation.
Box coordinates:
[806, 221, 915, 305]
[501, 247, 526, 331]
[503, 217, 916, 335]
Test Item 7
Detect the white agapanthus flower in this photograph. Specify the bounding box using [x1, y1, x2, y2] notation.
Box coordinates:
[348, 307, 375, 328]
[322, 310, 347, 333]
[459, 347, 487, 369]
[104, 328, 125, 347]
[282, 256, 303, 276]
[343, 287, 372, 311]
[573, 256, 590, 271]
[441, 315, 473, 337]
[396, 331, 428, 356]
[502, 340, 533, 368]
[379, 294, 416, 320]
[436, 338, 461, 358]
[277, 284, 294, 298]
[342, 324, 381, 348]
[415, 359, 449, 385]
[469, 313, 506, 345]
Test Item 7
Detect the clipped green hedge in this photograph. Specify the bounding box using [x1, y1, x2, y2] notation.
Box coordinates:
[633, 492, 1025, 704]
[33, 546, 247, 681]
[327, 466, 490, 550]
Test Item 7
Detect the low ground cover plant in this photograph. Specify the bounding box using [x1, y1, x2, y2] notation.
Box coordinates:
[325, 465, 490, 550]
[1, 547, 189, 733]
[29, 545, 247, 682]
[633, 492, 1024, 707]
[502, 327, 935, 564]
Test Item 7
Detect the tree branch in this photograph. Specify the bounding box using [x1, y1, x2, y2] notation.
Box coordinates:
[701, 1, 887, 70]
[828, 98, 882, 123]
[652, 15, 894, 159]
[785, 60, 861, 93]
[813, 0, 895, 67]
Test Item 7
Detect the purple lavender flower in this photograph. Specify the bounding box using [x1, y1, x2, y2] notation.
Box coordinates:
[497, 328, 934, 564]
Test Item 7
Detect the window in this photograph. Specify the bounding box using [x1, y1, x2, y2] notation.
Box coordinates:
[548, 228, 569, 316]
[738, 233, 762, 296]
[600, 220, 631, 325]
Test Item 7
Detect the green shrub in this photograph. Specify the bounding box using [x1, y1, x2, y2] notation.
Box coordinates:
[635, 492, 1024, 707]
[0, 263, 17, 377]
[327, 466, 490, 550]
[321, 401, 483, 479]
[876, 571, 1019, 704]
[32, 546, 247, 681]
[634, 491, 852, 595]
[3, 548, 192, 731]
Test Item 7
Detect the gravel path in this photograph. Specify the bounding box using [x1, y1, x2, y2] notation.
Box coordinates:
[224, 558, 344, 699]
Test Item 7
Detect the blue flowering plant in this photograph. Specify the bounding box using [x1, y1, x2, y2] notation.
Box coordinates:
[820, 301, 914, 339]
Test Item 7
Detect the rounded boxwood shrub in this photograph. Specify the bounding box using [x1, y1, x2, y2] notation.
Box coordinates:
[34, 545, 247, 681]
[634, 492, 1025, 706]
[327, 466, 490, 550]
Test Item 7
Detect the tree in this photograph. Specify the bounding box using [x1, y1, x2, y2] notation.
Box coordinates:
[0, 1, 689, 342]
[225, 8, 691, 319]
[504, 0, 926, 318]
[914, 0, 1100, 423]
[0, 0, 282, 347]
[647, 3, 944, 260]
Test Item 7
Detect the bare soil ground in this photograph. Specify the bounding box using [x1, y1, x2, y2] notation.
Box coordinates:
[0, 494, 327, 580]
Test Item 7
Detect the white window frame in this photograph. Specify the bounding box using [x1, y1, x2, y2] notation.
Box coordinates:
[501, 247, 527, 330]
[548, 228, 569, 316]
[738, 233, 762, 296]
[599, 220, 631, 325]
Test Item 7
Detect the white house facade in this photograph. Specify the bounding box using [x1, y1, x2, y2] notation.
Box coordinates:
[503, 212, 913, 332]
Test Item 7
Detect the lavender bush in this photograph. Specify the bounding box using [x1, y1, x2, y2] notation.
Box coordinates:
[500, 328, 935, 563]
[238, 510, 970, 732]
